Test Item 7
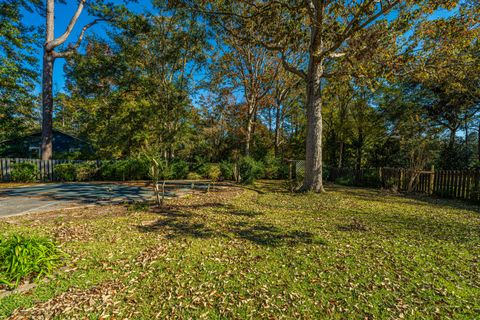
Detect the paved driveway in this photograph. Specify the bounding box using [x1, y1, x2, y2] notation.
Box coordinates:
[0, 183, 153, 218]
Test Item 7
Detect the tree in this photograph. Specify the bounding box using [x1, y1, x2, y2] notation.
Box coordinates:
[208, 34, 277, 156]
[64, 10, 208, 159]
[169, 0, 458, 192]
[0, 0, 39, 143]
[408, 7, 479, 149]
[40, 0, 129, 160]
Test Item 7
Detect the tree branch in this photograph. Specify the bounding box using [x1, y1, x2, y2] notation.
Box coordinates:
[53, 18, 107, 59]
[47, 0, 86, 50]
[280, 52, 307, 80]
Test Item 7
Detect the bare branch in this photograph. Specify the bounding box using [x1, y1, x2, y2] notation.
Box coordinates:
[47, 0, 86, 50]
[53, 18, 107, 59]
[280, 52, 307, 80]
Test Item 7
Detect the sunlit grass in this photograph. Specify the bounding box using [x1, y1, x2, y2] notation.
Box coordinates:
[0, 181, 478, 319]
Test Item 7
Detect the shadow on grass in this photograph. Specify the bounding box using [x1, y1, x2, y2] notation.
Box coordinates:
[335, 186, 479, 214]
[138, 217, 214, 239]
[137, 215, 322, 247]
[230, 221, 325, 246]
[374, 213, 480, 243]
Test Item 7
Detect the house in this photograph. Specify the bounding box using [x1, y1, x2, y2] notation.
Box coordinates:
[0, 130, 93, 158]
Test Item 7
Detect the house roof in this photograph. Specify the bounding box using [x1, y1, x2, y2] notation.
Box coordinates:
[0, 129, 89, 145]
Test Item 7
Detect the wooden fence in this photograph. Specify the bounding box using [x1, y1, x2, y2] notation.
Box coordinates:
[327, 166, 480, 203]
[380, 167, 480, 202]
[0, 158, 88, 182]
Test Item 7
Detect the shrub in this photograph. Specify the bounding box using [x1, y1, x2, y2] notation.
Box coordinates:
[171, 160, 189, 179]
[186, 172, 202, 180]
[206, 164, 221, 181]
[54, 163, 76, 182]
[263, 155, 288, 179]
[220, 161, 234, 180]
[239, 156, 264, 184]
[0, 235, 63, 288]
[10, 162, 38, 182]
[124, 158, 150, 180]
[99, 159, 149, 181]
[75, 162, 98, 181]
[99, 161, 117, 180]
[148, 158, 172, 182]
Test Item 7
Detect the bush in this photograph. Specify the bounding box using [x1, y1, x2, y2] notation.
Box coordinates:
[239, 156, 264, 184]
[205, 164, 221, 181]
[99, 159, 149, 181]
[75, 162, 98, 181]
[220, 161, 234, 180]
[186, 172, 202, 180]
[99, 161, 118, 180]
[149, 158, 172, 181]
[263, 155, 288, 179]
[10, 162, 38, 182]
[54, 163, 76, 182]
[171, 160, 189, 179]
[0, 235, 63, 288]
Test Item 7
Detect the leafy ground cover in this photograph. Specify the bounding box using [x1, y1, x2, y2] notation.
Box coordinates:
[0, 181, 479, 319]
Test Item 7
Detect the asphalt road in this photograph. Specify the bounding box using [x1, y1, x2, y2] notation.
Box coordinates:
[0, 183, 154, 218]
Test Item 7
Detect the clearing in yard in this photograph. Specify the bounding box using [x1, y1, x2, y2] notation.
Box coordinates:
[0, 181, 479, 319]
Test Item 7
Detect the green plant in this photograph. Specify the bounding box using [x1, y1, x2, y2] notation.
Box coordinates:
[239, 156, 264, 184]
[10, 162, 38, 182]
[127, 202, 150, 212]
[171, 160, 189, 179]
[220, 161, 234, 180]
[53, 163, 76, 182]
[187, 172, 202, 180]
[263, 155, 287, 179]
[75, 162, 98, 181]
[99, 159, 150, 181]
[206, 164, 221, 182]
[0, 235, 63, 288]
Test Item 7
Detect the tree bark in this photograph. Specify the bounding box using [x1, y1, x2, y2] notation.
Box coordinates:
[274, 100, 282, 157]
[301, 57, 325, 192]
[41, 52, 55, 160]
[478, 121, 480, 163]
[448, 127, 456, 150]
[355, 130, 364, 171]
[41, 0, 55, 160]
[338, 141, 344, 169]
[245, 113, 253, 156]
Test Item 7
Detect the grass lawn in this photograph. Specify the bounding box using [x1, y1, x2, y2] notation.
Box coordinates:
[0, 181, 479, 319]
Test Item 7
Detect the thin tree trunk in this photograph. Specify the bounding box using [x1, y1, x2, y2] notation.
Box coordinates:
[478, 122, 480, 163]
[274, 101, 281, 157]
[338, 141, 344, 169]
[301, 57, 325, 193]
[41, 0, 55, 160]
[245, 115, 253, 156]
[448, 127, 456, 149]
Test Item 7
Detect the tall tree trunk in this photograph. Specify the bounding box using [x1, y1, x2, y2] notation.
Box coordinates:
[41, 0, 55, 160]
[448, 127, 457, 150]
[302, 57, 325, 193]
[355, 129, 364, 171]
[478, 121, 480, 163]
[274, 102, 281, 157]
[245, 115, 253, 156]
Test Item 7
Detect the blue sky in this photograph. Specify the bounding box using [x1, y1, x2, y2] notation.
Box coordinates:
[21, 1, 455, 97]
[23, 1, 155, 94]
